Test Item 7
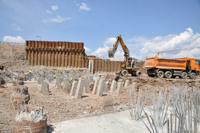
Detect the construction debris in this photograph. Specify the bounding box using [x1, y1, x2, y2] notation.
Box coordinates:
[10, 86, 30, 111]
[15, 107, 47, 133]
[15, 107, 47, 123]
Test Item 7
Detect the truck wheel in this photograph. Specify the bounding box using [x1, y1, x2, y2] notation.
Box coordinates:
[136, 71, 141, 76]
[181, 72, 188, 79]
[120, 70, 128, 77]
[157, 70, 164, 78]
[190, 72, 196, 79]
[165, 71, 172, 79]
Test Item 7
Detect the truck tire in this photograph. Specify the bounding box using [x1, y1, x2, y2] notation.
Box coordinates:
[189, 72, 196, 79]
[157, 70, 164, 78]
[165, 71, 172, 79]
[120, 69, 128, 77]
[147, 69, 156, 77]
[136, 71, 141, 76]
[181, 72, 188, 79]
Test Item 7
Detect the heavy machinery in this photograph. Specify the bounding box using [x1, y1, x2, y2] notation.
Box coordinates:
[144, 56, 200, 79]
[108, 35, 141, 77]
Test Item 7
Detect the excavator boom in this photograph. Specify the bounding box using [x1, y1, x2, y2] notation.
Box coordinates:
[108, 35, 129, 61]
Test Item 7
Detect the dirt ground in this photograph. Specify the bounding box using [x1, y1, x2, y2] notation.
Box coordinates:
[1, 75, 199, 130]
[0, 44, 200, 131]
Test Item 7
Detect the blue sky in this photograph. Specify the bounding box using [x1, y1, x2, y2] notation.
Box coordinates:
[0, 0, 200, 59]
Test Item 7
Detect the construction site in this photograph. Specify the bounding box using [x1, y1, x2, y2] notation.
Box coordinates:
[0, 33, 200, 133]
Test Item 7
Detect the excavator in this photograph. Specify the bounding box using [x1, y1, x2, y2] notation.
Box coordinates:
[108, 35, 141, 77]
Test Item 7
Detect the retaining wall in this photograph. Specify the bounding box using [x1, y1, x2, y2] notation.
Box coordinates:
[26, 40, 123, 73]
[26, 41, 87, 68]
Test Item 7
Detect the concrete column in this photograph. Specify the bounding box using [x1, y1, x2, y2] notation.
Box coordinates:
[70, 79, 78, 96]
[124, 79, 130, 88]
[92, 76, 100, 94]
[116, 79, 124, 95]
[110, 80, 117, 92]
[75, 78, 84, 98]
[40, 81, 49, 95]
[96, 77, 105, 96]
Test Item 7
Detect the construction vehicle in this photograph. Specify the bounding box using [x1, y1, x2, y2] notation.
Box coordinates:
[144, 56, 200, 79]
[108, 35, 141, 77]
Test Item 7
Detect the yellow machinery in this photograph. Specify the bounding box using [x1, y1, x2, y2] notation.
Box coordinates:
[108, 35, 141, 76]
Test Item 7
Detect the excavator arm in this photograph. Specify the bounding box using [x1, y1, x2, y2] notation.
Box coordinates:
[108, 35, 129, 61]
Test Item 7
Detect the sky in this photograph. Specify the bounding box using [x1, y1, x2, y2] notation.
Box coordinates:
[0, 0, 200, 60]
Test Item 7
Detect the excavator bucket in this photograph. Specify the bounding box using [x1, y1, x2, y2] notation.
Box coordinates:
[108, 48, 114, 58]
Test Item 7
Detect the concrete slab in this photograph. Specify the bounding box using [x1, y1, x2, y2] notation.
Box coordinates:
[52, 110, 147, 133]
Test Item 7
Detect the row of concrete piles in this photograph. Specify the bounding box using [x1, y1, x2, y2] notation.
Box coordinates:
[69, 75, 132, 98]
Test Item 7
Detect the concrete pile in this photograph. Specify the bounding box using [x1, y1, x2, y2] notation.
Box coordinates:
[40, 81, 50, 95]
[62, 78, 72, 93]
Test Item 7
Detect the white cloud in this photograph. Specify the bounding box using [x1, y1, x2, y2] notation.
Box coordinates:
[51, 5, 59, 11]
[46, 5, 59, 14]
[92, 37, 124, 61]
[138, 28, 200, 58]
[45, 15, 72, 23]
[84, 46, 91, 53]
[92, 28, 200, 60]
[79, 2, 91, 11]
[2, 35, 25, 43]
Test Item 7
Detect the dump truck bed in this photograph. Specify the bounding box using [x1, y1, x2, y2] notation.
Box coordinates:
[144, 57, 187, 70]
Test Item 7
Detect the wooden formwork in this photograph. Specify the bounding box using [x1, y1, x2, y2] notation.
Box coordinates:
[26, 40, 87, 68]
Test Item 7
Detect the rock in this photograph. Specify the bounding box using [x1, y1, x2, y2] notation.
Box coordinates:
[18, 79, 24, 85]
[0, 76, 5, 85]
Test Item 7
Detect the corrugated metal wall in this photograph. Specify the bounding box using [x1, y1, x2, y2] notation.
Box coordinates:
[93, 59, 122, 73]
[26, 40, 87, 68]
[26, 40, 123, 73]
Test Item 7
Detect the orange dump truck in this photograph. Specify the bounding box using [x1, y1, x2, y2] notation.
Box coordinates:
[144, 56, 200, 79]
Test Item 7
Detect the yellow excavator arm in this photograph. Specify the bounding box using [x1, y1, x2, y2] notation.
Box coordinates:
[108, 35, 129, 61]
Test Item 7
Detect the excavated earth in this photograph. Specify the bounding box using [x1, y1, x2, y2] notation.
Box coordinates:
[0, 44, 200, 131]
[1, 72, 200, 130]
